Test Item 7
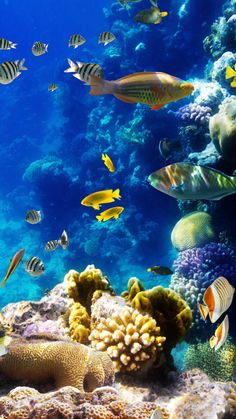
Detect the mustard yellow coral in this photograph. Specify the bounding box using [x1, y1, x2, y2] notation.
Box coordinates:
[89, 306, 166, 373]
[67, 302, 90, 344]
[122, 278, 192, 350]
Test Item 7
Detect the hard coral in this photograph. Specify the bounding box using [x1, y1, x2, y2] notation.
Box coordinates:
[122, 278, 192, 351]
[225, 382, 236, 416]
[0, 338, 114, 391]
[89, 306, 166, 373]
[67, 302, 90, 344]
[175, 103, 212, 125]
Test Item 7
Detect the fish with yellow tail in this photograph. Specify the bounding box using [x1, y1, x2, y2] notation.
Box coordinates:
[0, 248, 25, 288]
[147, 265, 173, 275]
[210, 315, 229, 351]
[96, 206, 124, 222]
[198, 276, 235, 323]
[148, 163, 236, 200]
[89, 72, 194, 110]
[102, 153, 116, 173]
[134, 6, 168, 25]
[225, 64, 236, 87]
[81, 189, 121, 210]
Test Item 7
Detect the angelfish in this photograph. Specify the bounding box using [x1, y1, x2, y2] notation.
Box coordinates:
[102, 153, 116, 172]
[0, 248, 25, 288]
[209, 315, 229, 351]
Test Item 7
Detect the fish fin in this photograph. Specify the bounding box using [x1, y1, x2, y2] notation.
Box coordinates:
[161, 11, 168, 17]
[64, 59, 78, 73]
[89, 75, 114, 96]
[147, 268, 151, 272]
[45, 44, 49, 52]
[74, 45, 79, 49]
[225, 65, 236, 79]
[73, 73, 83, 81]
[198, 303, 209, 320]
[96, 215, 103, 222]
[104, 42, 109, 46]
[112, 188, 121, 200]
[10, 43, 17, 49]
[113, 214, 119, 220]
[149, 0, 157, 6]
[114, 94, 136, 104]
[151, 104, 165, 110]
[154, 18, 162, 24]
[102, 153, 106, 161]
[19, 59, 27, 71]
[93, 204, 101, 210]
[209, 335, 216, 349]
[230, 79, 236, 87]
[0, 278, 7, 288]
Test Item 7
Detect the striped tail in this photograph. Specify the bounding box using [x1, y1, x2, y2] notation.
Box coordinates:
[19, 59, 27, 71]
[89, 75, 114, 96]
[10, 42, 17, 49]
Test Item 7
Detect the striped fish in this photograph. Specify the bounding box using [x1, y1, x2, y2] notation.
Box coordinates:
[32, 41, 48, 56]
[24, 256, 45, 277]
[25, 210, 41, 224]
[45, 240, 58, 251]
[198, 276, 235, 323]
[0, 59, 27, 85]
[59, 230, 69, 250]
[209, 314, 229, 351]
[0, 249, 25, 288]
[64, 59, 103, 85]
[48, 83, 58, 92]
[0, 38, 17, 50]
[68, 34, 86, 48]
[98, 31, 116, 46]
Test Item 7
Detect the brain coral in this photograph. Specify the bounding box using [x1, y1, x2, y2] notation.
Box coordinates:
[89, 305, 166, 373]
[171, 211, 215, 251]
[0, 338, 114, 391]
[209, 96, 236, 161]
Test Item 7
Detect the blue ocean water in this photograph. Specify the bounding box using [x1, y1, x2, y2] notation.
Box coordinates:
[0, 0, 230, 313]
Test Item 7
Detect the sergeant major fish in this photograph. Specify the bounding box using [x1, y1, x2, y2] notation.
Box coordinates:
[45, 240, 58, 251]
[24, 256, 45, 277]
[25, 210, 41, 224]
[58, 230, 69, 250]
[0, 59, 27, 85]
[81, 189, 121, 210]
[32, 41, 48, 56]
[48, 83, 58, 92]
[148, 163, 236, 200]
[0, 248, 25, 288]
[89, 72, 194, 110]
[64, 59, 103, 85]
[0, 38, 17, 50]
[102, 153, 116, 172]
[68, 34, 86, 48]
[96, 206, 124, 222]
[98, 32, 116, 46]
[134, 6, 168, 25]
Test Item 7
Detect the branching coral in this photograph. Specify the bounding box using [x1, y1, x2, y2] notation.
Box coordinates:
[89, 305, 166, 373]
[122, 278, 192, 351]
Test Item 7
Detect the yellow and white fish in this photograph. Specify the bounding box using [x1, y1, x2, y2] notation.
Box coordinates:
[0, 249, 25, 288]
[0, 59, 27, 85]
[148, 163, 236, 200]
[98, 31, 116, 46]
[198, 276, 235, 323]
[96, 206, 124, 222]
[209, 314, 229, 351]
[89, 72, 194, 110]
[81, 189, 121, 210]
[32, 41, 48, 56]
[0, 331, 12, 357]
[225, 64, 236, 87]
[0, 38, 17, 50]
[102, 153, 116, 172]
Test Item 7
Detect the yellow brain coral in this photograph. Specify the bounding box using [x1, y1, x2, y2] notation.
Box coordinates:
[171, 211, 215, 251]
[89, 306, 166, 373]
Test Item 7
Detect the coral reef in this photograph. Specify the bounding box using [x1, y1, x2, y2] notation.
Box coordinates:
[175, 103, 212, 125]
[224, 382, 236, 416]
[209, 96, 236, 162]
[183, 340, 236, 382]
[193, 80, 228, 111]
[122, 278, 192, 351]
[89, 304, 166, 373]
[67, 301, 90, 344]
[188, 141, 221, 166]
[171, 211, 215, 251]
[211, 51, 236, 88]
[0, 337, 114, 391]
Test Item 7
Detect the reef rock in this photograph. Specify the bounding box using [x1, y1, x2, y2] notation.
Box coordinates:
[188, 141, 221, 166]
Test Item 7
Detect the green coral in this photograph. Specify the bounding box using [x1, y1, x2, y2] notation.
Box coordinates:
[184, 339, 236, 381]
[122, 278, 192, 351]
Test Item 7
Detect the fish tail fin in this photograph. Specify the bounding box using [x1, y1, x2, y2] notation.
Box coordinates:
[89, 75, 114, 96]
[112, 188, 121, 200]
[147, 268, 151, 272]
[10, 42, 17, 49]
[230, 78, 236, 87]
[19, 59, 27, 71]
[209, 336, 216, 349]
[225, 65, 236, 79]
[73, 73, 83, 82]
[198, 303, 209, 320]
[64, 59, 78, 73]
[161, 11, 168, 17]
[45, 44, 49, 52]
[96, 215, 103, 222]
[102, 153, 106, 161]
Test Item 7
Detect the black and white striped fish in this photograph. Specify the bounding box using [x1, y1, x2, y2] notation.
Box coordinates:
[48, 83, 58, 92]
[25, 210, 41, 224]
[45, 240, 58, 251]
[0, 59, 27, 85]
[59, 230, 69, 250]
[32, 41, 48, 56]
[0, 38, 17, 50]
[64, 59, 103, 85]
[24, 256, 45, 277]
[98, 31, 116, 46]
[68, 34, 86, 48]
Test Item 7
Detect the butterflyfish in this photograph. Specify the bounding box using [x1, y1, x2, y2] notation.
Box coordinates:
[209, 314, 229, 351]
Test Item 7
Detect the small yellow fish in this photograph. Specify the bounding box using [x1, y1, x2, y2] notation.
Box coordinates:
[0, 248, 25, 288]
[96, 206, 124, 222]
[81, 189, 121, 210]
[225, 65, 236, 87]
[209, 314, 229, 351]
[102, 153, 116, 172]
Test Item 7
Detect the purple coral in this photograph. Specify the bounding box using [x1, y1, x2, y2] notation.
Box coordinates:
[175, 103, 212, 125]
[22, 320, 62, 338]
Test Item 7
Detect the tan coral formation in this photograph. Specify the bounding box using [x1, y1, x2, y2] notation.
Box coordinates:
[0, 338, 114, 392]
[89, 305, 166, 373]
[67, 302, 91, 344]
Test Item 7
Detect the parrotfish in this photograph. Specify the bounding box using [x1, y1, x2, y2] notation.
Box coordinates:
[81, 189, 121, 210]
[0, 249, 25, 288]
[148, 163, 236, 200]
[102, 153, 116, 173]
[134, 6, 168, 25]
[209, 314, 229, 351]
[96, 206, 124, 222]
[89, 72, 194, 110]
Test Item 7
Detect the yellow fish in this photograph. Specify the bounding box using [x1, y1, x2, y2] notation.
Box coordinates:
[89, 72, 194, 110]
[209, 314, 229, 351]
[81, 189, 121, 210]
[102, 153, 116, 172]
[0, 248, 25, 288]
[198, 276, 235, 323]
[96, 206, 124, 222]
[225, 65, 236, 87]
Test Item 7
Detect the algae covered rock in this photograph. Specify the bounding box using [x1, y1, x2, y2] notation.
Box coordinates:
[209, 96, 236, 161]
[171, 211, 215, 251]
